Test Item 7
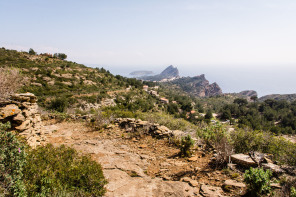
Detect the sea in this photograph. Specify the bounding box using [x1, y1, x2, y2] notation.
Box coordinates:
[86, 64, 296, 97]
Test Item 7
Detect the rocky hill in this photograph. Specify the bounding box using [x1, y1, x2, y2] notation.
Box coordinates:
[259, 93, 296, 102]
[167, 74, 222, 97]
[140, 65, 180, 81]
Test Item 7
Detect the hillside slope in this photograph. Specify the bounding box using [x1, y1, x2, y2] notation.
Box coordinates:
[0, 48, 157, 112]
[166, 74, 222, 97]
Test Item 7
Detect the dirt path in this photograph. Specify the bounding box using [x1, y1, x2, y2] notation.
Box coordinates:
[42, 121, 237, 197]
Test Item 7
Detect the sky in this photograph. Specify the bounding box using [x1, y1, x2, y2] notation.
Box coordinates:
[1, 0, 296, 96]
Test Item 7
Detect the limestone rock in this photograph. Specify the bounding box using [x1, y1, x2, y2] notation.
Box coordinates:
[189, 180, 199, 187]
[222, 179, 246, 190]
[262, 163, 285, 175]
[13, 113, 26, 122]
[181, 177, 192, 183]
[0, 93, 45, 148]
[15, 119, 31, 131]
[200, 184, 225, 197]
[188, 156, 198, 162]
[0, 104, 21, 119]
[11, 93, 37, 103]
[231, 154, 257, 168]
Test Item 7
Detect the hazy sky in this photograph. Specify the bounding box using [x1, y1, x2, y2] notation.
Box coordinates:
[1, 0, 296, 96]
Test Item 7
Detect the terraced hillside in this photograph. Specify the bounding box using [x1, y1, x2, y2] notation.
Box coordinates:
[0, 48, 160, 113]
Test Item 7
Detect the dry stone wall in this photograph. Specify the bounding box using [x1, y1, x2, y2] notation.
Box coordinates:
[0, 93, 46, 147]
[115, 118, 185, 139]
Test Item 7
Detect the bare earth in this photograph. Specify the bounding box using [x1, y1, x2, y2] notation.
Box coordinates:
[43, 120, 243, 197]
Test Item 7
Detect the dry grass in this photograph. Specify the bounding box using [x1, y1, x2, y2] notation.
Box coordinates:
[0, 67, 25, 100]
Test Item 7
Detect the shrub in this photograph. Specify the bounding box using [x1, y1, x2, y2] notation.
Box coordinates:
[199, 124, 233, 167]
[23, 144, 107, 196]
[28, 48, 36, 55]
[291, 187, 296, 197]
[244, 167, 272, 196]
[0, 122, 27, 196]
[48, 97, 68, 112]
[179, 135, 194, 157]
[88, 110, 112, 130]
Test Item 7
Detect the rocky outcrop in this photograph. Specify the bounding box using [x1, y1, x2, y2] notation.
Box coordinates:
[199, 184, 225, 197]
[140, 65, 180, 81]
[230, 154, 257, 168]
[238, 90, 257, 97]
[0, 93, 46, 147]
[259, 93, 296, 102]
[115, 118, 186, 139]
[222, 179, 246, 192]
[170, 74, 222, 97]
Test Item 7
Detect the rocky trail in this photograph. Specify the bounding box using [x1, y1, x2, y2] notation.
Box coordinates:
[43, 120, 246, 197]
[0, 93, 248, 196]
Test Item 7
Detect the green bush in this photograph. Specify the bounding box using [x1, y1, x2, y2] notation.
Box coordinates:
[23, 144, 107, 196]
[291, 186, 296, 197]
[231, 128, 296, 166]
[0, 122, 27, 196]
[179, 135, 194, 157]
[48, 97, 68, 112]
[244, 167, 272, 196]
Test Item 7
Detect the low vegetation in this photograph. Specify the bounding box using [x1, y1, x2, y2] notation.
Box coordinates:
[179, 135, 194, 157]
[24, 144, 107, 197]
[0, 67, 25, 100]
[0, 122, 27, 196]
[0, 123, 107, 197]
[220, 98, 296, 134]
[244, 167, 272, 196]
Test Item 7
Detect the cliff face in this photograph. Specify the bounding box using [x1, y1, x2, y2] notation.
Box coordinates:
[141, 65, 179, 81]
[170, 74, 222, 97]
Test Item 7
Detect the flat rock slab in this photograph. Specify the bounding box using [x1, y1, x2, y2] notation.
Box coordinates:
[230, 154, 257, 168]
[104, 169, 197, 197]
[200, 184, 225, 197]
[223, 179, 246, 188]
[262, 163, 285, 174]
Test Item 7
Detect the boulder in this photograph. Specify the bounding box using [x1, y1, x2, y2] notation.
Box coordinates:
[0, 104, 21, 119]
[262, 163, 285, 175]
[230, 154, 257, 168]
